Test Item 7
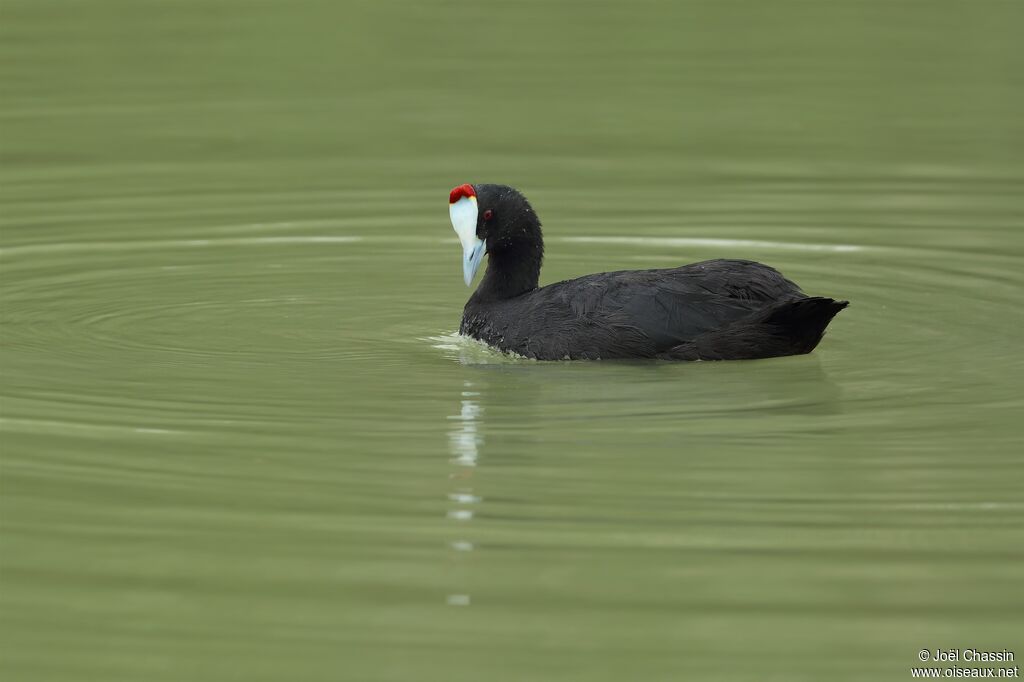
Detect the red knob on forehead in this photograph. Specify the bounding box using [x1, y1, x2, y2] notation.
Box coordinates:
[449, 183, 476, 204]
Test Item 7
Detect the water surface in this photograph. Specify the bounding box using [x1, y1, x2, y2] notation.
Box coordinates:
[2, 1, 1023, 680]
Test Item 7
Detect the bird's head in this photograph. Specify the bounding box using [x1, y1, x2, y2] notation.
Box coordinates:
[448, 183, 542, 286]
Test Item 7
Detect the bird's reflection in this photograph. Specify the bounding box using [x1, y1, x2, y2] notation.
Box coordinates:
[439, 354, 843, 606]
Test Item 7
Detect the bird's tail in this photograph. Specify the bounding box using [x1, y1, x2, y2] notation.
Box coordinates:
[759, 296, 849, 353]
[658, 297, 849, 361]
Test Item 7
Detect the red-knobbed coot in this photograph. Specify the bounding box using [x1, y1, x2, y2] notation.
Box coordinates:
[448, 183, 847, 361]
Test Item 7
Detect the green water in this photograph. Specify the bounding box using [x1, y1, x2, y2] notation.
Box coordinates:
[2, 1, 1023, 680]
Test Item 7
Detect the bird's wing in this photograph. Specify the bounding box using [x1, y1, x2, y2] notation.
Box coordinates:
[530, 260, 803, 356]
[666, 259, 805, 302]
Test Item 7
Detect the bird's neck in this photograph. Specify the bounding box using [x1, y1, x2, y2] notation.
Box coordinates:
[473, 237, 543, 302]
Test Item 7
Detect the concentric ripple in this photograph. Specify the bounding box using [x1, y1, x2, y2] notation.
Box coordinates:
[2, 177, 1023, 680]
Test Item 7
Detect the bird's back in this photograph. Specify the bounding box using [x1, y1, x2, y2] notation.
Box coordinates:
[461, 259, 808, 360]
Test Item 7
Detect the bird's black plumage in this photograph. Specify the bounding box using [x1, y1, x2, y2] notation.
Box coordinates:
[452, 184, 847, 361]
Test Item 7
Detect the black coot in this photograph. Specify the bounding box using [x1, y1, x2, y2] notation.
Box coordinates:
[448, 183, 847, 361]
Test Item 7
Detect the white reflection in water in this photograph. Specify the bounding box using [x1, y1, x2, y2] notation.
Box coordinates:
[447, 389, 482, 466]
[559, 235, 864, 252]
[445, 380, 484, 606]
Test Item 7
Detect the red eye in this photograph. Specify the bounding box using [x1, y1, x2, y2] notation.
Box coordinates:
[483, 209, 493, 221]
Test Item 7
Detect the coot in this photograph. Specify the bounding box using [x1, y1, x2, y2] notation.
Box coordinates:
[449, 183, 847, 361]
